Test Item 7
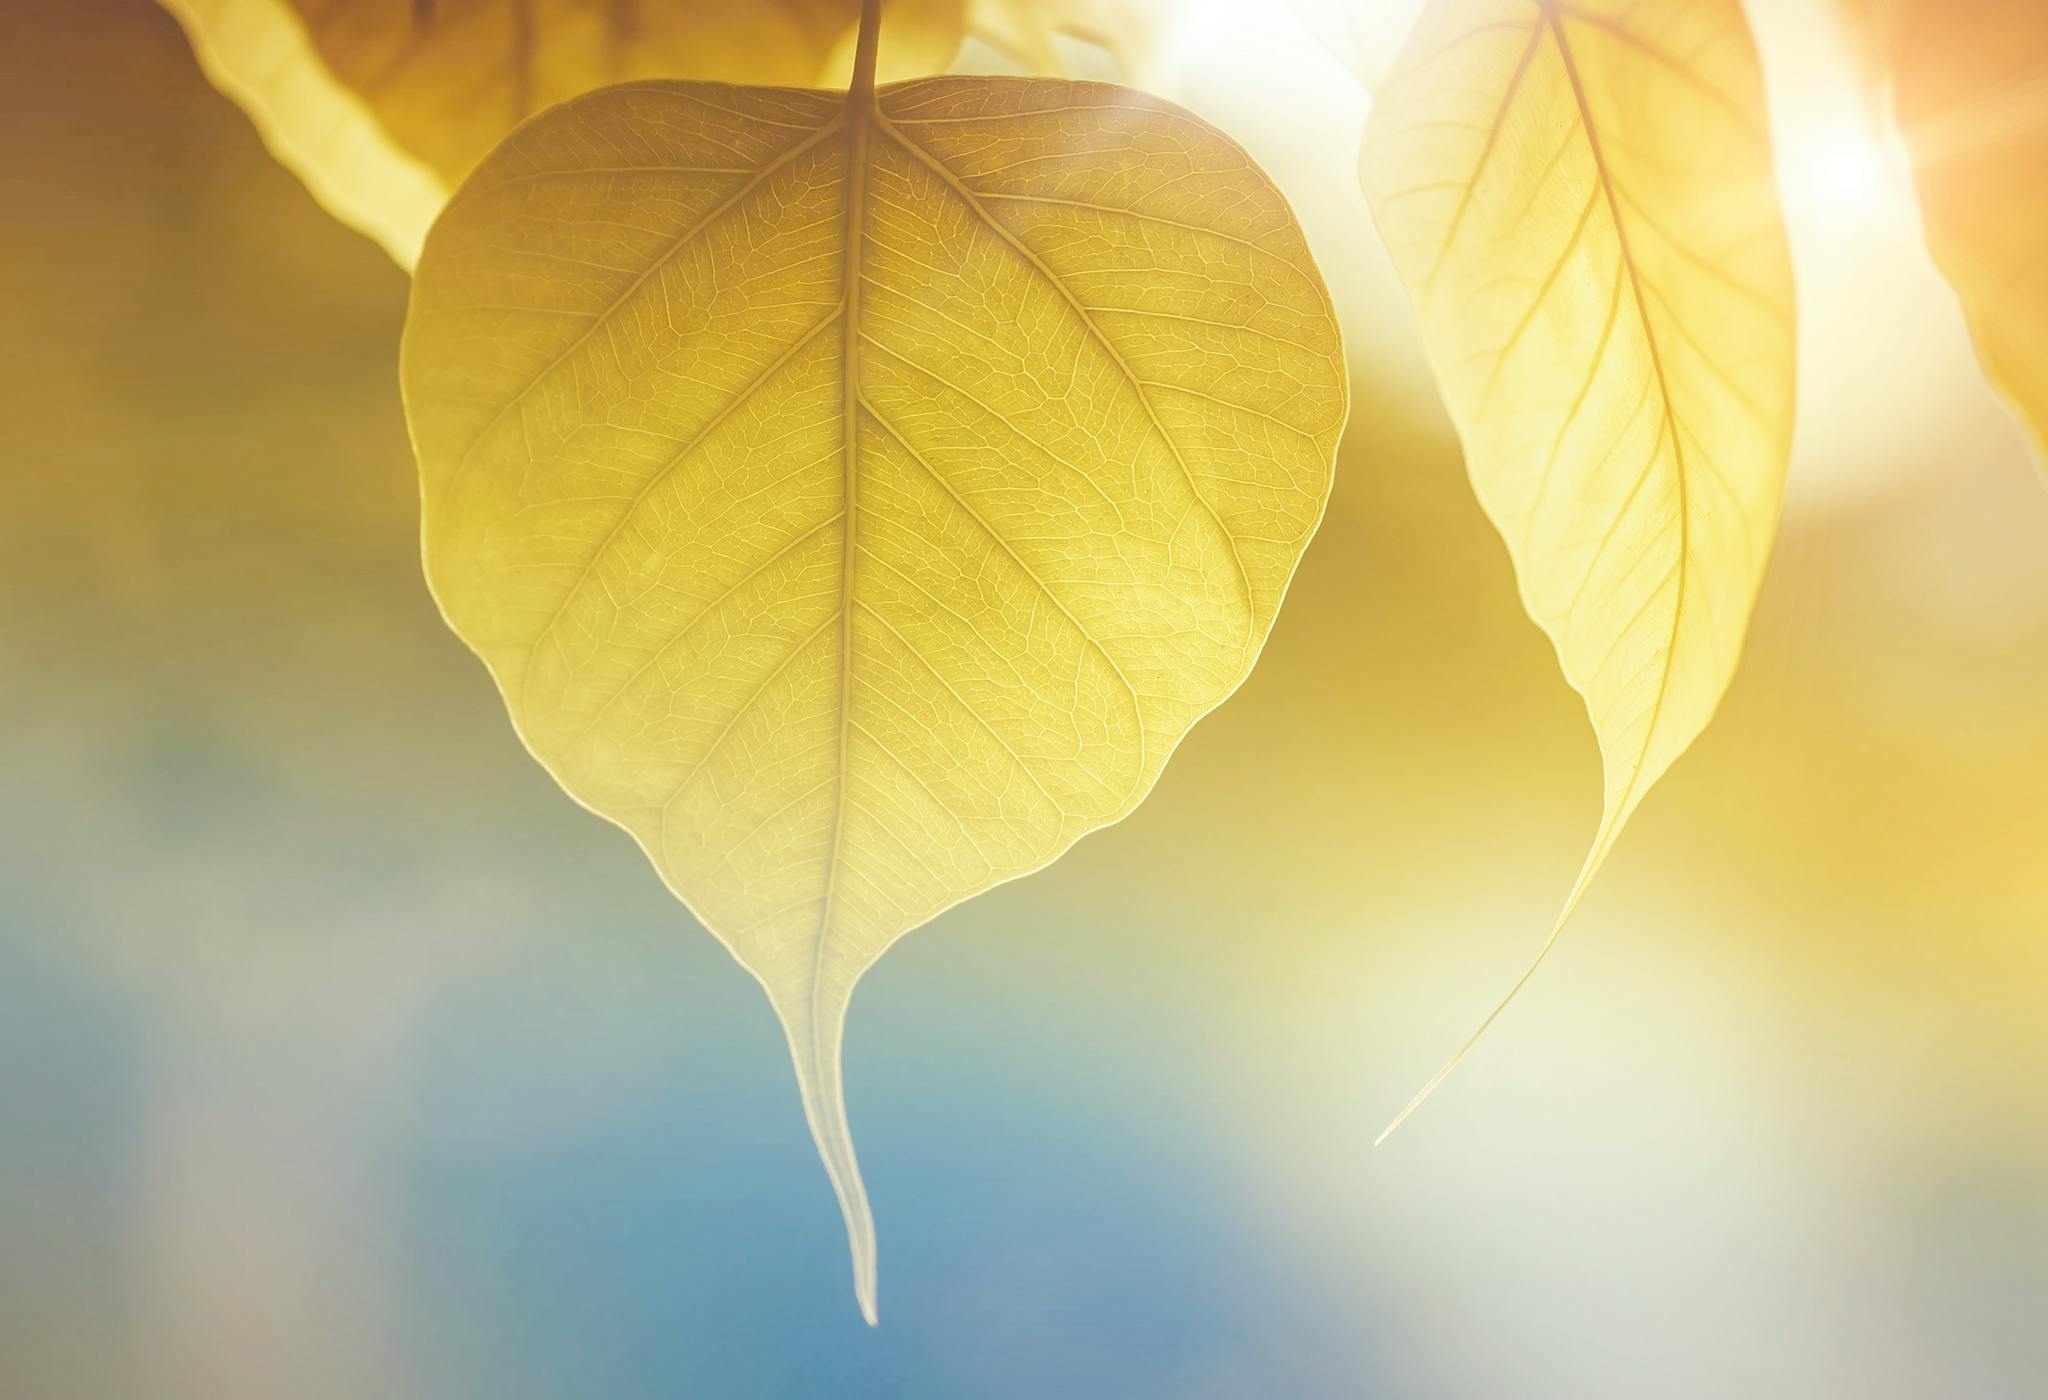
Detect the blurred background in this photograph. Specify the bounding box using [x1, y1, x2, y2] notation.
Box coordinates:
[3, 1, 2044, 1396]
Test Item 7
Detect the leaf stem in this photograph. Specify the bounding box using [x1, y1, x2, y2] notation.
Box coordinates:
[851, 0, 882, 105]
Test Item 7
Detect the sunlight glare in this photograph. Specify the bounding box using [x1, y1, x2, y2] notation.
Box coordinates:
[1751, 0, 1998, 506]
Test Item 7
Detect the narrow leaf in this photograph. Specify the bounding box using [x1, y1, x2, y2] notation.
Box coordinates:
[401, 66, 1344, 1318]
[1361, 0, 1795, 1128]
[157, 0, 969, 266]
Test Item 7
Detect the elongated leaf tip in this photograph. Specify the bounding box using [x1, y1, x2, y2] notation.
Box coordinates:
[842, 1134, 878, 1326]
[1374, 892, 1586, 1145]
[827, 1123, 879, 1324]
[777, 991, 881, 1323]
[1376, 787, 1634, 1143]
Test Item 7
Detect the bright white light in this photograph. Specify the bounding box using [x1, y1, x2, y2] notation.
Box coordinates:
[1814, 127, 1887, 204]
[1749, 0, 2004, 508]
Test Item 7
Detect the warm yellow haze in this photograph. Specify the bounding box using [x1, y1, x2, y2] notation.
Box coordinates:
[1361, 0, 1796, 1128]
[399, 41, 1345, 1320]
[1854, 0, 2048, 471]
[156, 0, 447, 265]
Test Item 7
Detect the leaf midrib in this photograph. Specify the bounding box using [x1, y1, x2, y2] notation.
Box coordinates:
[804, 87, 1259, 1027]
[813, 71, 877, 1054]
[1542, 1, 1686, 838]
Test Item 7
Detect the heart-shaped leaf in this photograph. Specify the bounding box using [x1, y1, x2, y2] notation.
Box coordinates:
[401, 44, 1344, 1316]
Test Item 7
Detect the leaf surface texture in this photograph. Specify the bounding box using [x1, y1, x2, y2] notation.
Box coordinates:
[1360, 0, 1795, 1097]
[402, 74, 1344, 1319]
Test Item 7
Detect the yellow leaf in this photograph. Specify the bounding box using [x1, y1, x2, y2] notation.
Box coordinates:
[967, 0, 1162, 79]
[400, 27, 1345, 1317]
[156, 0, 969, 267]
[1361, 0, 1795, 1129]
[1852, 0, 2048, 470]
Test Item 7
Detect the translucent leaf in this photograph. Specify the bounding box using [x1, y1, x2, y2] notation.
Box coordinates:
[401, 65, 1345, 1318]
[1851, 0, 2048, 470]
[156, 0, 969, 266]
[1361, 0, 1796, 1127]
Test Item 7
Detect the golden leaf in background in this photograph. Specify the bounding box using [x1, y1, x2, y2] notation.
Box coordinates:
[1846, 0, 2048, 471]
[400, 48, 1345, 1318]
[967, 0, 1163, 78]
[1361, 0, 1795, 1130]
[156, 0, 969, 266]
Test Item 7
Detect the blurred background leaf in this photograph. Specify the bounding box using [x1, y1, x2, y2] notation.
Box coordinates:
[154, 0, 971, 264]
[1835, 0, 2048, 471]
[154, 0, 1169, 266]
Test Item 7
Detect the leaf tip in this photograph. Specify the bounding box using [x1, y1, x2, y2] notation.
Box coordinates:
[1376, 884, 1589, 1141]
[776, 990, 882, 1325]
